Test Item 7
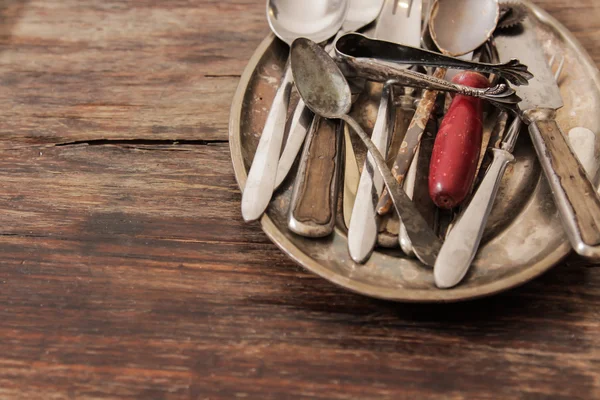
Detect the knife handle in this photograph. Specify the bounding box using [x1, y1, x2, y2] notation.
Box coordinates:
[288, 116, 343, 238]
[529, 117, 600, 258]
[241, 60, 294, 222]
[274, 98, 313, 190]
[428, 71, 490, 209]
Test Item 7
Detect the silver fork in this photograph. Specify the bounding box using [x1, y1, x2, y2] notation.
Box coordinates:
[434, 55, 565, 289]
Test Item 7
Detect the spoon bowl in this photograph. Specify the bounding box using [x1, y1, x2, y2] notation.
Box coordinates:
[290, 38, 352, 118]
[429, 0, 499, 56]
[267, 0, 349, 45]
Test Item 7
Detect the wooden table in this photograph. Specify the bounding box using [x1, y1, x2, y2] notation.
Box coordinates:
[0, 1, 598, 399]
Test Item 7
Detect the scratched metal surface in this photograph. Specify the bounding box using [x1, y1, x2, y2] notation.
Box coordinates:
[229, 1, 600, 302]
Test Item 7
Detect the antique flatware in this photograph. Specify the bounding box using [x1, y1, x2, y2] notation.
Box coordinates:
[434, 53, 564, 289]
[275, 0, 384, 191]
[231, 1, 600, 301]
[496, 19, 600, 259]
[347, 0, 422, 261]
[374, 0, 422, 48]
[287, 118, 344, 237]
[241, 0, 348, 222]
[286, 0, 384, 237]
[429, 0, 499, 57]
[376, 0, 505, 235]
[334, 33, 532, 87]
[290, 37, 442, 266]
[348, 82, 396, 262]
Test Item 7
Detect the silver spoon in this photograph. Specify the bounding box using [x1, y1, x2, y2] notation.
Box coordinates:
[429, 0, 499, 58]
[274, 0, 385, 190]
[290, 37, 442, 266]
[282, 0, 385, 238]
[241, 0, 348, 222]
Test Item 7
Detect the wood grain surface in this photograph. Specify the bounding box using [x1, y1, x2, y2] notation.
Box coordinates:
[0, 1, 599, 399]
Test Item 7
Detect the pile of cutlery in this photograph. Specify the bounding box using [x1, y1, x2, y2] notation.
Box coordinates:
[240, 0, 600, 289]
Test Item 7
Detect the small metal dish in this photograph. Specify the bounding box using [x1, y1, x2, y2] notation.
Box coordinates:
[229, 1, 600, 302]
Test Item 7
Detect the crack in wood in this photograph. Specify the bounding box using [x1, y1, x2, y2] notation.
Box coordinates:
[204, 74, 242, 78]
[54, 139, 229, 147]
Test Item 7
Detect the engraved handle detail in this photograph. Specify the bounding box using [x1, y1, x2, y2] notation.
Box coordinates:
[288, 117, 343, 238]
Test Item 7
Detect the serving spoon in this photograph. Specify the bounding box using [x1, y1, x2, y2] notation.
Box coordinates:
[241, 0, 348, 222]
[290, 37, 442, 266]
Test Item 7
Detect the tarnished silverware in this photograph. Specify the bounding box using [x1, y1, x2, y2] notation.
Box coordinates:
[283, 0, 385, 238]
[398, 112, 438, 256]
[230, 1, 600, 301]
[288, 117, 344, 237]
[377, 0, 506, 243]
[347, 0, 422, 259]
[241, 0, 348, 222]
[428, 0, 499, 57]
[335, 33, 532, 87]
[348, 82, 395, 263]
[496, 19, 600, 260]
[377, 95, 417, 248]
[374, 0, 422, 48]
[274, 0, 384, 191]
[377, 68, 446, 216]
[434, 55, 565, 289]
[291, 37, 442, 266]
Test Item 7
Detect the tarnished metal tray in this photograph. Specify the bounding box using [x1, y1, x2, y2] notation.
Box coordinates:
[229, 1, 600, 302]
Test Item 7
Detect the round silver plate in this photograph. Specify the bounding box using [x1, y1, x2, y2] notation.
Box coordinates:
[229, 1, 600, 302]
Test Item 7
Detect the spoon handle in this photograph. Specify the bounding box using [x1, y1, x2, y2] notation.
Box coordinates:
[241, 61, 294, 222]
[348, 83, 395, 263]
[288, 116, 343, 237]
[341, 114, 442, 267]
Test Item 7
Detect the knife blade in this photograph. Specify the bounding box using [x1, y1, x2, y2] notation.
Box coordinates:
[495, 20, 600, 259]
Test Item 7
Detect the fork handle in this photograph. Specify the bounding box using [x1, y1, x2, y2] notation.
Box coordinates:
[529, 115, 600, 257]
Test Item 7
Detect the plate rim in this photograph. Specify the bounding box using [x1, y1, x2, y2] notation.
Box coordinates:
[228, 1, 595, 302]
